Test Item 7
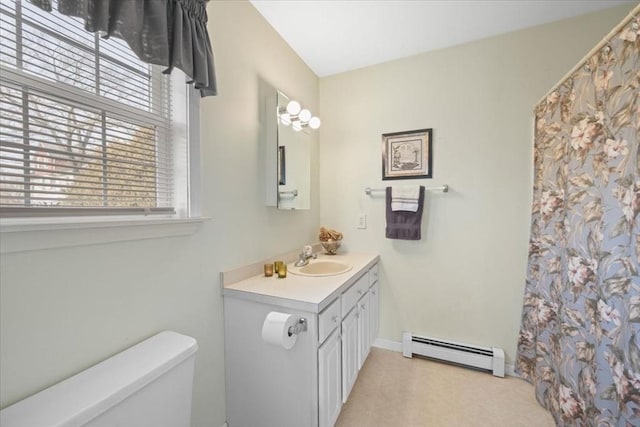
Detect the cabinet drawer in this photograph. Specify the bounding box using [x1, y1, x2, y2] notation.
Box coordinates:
[341, 273, 368, 317]
[369, 263, 379, 286]
[318, 298, 341, 344]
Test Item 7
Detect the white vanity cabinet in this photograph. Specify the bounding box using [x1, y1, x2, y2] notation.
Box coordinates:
[318, 328, 342, 427]
[369, 281, 380, 347]
[318, 260, 379, 426]
[223, 254, 379, 427]
[318, 298, 342, 427]
[339, 263, 379, 403]
[357, 290, 371, 370]
[368, 264, 380, 349]
[340, 306, 358, 403]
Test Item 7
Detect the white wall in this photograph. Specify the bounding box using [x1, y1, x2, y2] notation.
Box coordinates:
[0, 1, 319, 426]
[318, 5, 633, 365]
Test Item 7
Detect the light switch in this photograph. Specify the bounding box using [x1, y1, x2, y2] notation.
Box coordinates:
[357, 213, 367, 229]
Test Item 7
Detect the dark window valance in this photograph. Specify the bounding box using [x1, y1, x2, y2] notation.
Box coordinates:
[28, 0, 217, 97]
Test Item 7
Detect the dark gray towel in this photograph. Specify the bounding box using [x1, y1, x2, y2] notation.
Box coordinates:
[385, 186, 425, 240]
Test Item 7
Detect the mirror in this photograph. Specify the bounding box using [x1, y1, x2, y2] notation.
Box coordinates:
[264, 90, 311, 210]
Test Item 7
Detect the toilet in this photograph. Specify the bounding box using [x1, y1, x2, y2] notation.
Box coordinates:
[0, 331, 198, 427]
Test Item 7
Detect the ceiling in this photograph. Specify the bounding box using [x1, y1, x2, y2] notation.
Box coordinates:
[249, 0, 636, 77]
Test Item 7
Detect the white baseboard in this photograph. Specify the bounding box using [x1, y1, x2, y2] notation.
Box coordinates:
[373, 338, 518, 378]
[373, 338, 402, 352]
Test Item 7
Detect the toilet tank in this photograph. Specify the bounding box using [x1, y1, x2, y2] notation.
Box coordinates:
[0, 331, 198, 427]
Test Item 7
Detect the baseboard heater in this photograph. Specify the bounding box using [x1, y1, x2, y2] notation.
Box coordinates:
[402, 332, 505, 377]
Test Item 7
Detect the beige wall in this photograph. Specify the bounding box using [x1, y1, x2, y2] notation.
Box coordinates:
[318, 5, 634, 366]
[0, 1, 318, 426]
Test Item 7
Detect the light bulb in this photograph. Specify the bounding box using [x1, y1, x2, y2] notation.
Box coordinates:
[286, 100, 301, 115]
[280, 112, 291, 125]
[308, 116, 321, 129]
[292, 120, 302, 132]
[299, 109, 311, 123]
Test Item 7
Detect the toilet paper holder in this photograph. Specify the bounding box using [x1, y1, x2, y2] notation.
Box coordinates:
[287, 318, 308, 337]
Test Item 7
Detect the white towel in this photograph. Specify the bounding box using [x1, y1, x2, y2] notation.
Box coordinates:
[391, 186, 421, 212]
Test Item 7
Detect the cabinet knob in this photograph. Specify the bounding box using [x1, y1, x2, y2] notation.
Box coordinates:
[372, 290, 377, 295]
[357, 290, 363, 295]
[332, 315, 338, 323]
[361, 304, 367, 310]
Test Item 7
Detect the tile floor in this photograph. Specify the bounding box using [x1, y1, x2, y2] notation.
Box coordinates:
[335, 347, 555, 427]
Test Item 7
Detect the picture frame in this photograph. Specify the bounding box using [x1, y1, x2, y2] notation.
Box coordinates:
[381, 128, 432, 180]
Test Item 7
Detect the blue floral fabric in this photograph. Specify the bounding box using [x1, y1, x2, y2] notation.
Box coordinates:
[517, 12, 640, 426]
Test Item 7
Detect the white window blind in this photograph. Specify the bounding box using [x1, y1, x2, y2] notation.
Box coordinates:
[0, 0, 180, 218]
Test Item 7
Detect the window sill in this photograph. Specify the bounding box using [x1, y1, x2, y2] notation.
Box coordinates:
[0, 216, 210, 254]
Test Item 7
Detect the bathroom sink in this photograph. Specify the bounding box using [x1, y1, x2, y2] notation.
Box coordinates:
[289, 260, 352, 277]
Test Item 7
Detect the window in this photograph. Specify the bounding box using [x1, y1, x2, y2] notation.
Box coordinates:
[0, 0, 194, 219]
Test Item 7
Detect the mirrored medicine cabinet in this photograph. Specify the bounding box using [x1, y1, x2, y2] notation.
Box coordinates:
[265, 89, 311, 210]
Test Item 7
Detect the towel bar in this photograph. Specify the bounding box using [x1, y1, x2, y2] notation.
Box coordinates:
[279, 190, 298, 197]
[365, 185, 448, 195]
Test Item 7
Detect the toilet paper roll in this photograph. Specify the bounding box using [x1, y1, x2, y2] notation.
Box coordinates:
[261, 311, 298, 350]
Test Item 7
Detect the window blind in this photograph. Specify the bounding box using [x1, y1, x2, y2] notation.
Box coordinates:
[0, 0, 176, 217]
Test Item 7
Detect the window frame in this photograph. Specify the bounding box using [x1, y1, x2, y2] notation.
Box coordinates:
[0, 1, 204, 251]
[0, 83, 204, 254]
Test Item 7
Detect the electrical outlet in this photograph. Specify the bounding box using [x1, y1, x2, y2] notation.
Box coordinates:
[357, 213, 367, 229]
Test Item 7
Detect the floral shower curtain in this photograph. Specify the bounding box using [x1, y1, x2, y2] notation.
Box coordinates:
[517, 10, 640, 426]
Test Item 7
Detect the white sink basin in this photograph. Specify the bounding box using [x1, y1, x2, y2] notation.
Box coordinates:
[289, 260, 352, 277]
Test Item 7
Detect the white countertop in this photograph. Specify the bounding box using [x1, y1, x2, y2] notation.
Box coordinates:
[223, 252, 379, 313]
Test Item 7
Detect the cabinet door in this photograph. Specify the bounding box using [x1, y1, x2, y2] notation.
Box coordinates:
[369, 263, 379, 286]
[319, 328, 342, 427]
[341, 308, 358, 402]
[357, 292, 370, 370]
[369, 282, 379, 347]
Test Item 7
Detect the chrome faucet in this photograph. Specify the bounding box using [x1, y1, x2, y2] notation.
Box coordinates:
[294, 245, 317, 267]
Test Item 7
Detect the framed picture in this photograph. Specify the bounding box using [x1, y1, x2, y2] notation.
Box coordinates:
[381, 128, 432, 180]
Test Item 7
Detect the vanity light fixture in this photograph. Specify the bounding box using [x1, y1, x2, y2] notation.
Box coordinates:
[286, 100, 301, 115]
[298, 109, 311, 122]
[279, 100, 321, 131]
[280, 112, 291, 125]
[308, 116, 321, 129]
